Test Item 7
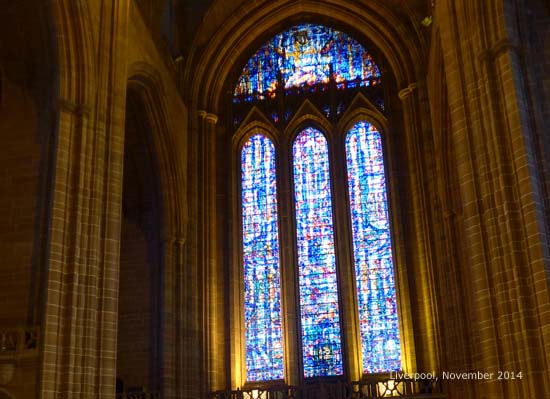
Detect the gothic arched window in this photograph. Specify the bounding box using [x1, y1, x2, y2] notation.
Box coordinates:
[345, 121, 401, 374]
[293, 127, 342, 378]
[236, 23, 403, 384]
[241, 134, 284, 381]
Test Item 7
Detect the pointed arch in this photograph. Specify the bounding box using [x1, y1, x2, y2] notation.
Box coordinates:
[125, 62, 189, 397]
[203, 2, 436, 390]
[186, 0, 425, 113]
[127, 62, 188, 239]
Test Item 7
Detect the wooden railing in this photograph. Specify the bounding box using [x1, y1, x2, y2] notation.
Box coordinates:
[210, 377, 445, 399]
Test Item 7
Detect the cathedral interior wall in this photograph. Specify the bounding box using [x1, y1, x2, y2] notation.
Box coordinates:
[0, 1, 549, 398]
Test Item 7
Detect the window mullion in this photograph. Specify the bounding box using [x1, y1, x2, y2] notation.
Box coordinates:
[276, 133, 301, 386]
[330, 128, 364, 382]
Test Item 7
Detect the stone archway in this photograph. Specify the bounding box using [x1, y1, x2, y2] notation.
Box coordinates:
[116, 85, 164, 396]
[125, 64, 190, 399]
[184, 0, 439, 392]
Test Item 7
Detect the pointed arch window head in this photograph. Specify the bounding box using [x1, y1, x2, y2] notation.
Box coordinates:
[236, 23, 406, 388]
[234, 24, 381, 103]
[241, 134, 284, 382]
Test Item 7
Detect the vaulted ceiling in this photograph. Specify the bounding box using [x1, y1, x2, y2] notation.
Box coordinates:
[136, 0, 433, 57]
[178, 0, 432, 52]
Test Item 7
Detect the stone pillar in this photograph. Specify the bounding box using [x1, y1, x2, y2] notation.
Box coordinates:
[162, 235, 189, 399]
[434, 0, 550, 396]
[397, 82, 441, 375]
[41, 1, 129, 397]
[198, 111, 227, 392]
[40, 96, 126, 399]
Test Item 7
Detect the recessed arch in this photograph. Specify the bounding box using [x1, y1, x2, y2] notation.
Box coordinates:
[127, 62, 187, 239]
[117, 63, 188, 397]
[283, 100, 333, 141]
[223, 8, 421, 385]
[233, 114, 281, 149]
[186, 0, 426, 113]
[211, 1, 434, 390]
[117, 83, 165, 394]
[336, 95, 390, 136]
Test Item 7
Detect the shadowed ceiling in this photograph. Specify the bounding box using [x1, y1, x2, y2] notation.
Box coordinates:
[135, 0, 432, 56]
[180, 0, 431, 50]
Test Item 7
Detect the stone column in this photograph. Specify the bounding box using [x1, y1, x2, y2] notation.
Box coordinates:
[41, 96, 126, 399]
[41, 1, 129, 397]
[435, 0, 550, 396]
[162, 235, 190, 399]
[398, 82, 440, 374]
[198, 111, 227, 392]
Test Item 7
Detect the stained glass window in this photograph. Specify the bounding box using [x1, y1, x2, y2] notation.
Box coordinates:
[242, 134, 284, 381]
[346, 121, 401, 373]
[293, 128, 343, 378]
[234, 24, 381, 102]
[237, 23, 404, 383]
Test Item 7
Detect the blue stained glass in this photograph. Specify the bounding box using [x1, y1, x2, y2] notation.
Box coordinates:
[242, 134, 284, 381]
[293, 128, 343, 378]
[346, 121, 401, 373]
[234, 24, 381, 102]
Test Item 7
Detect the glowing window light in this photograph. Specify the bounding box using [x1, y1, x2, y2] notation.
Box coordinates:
[242, 134, 284, 381]
[234, 24, 381, 102]
[345, 121, 401, 373]
[293, 127, 343, 377]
